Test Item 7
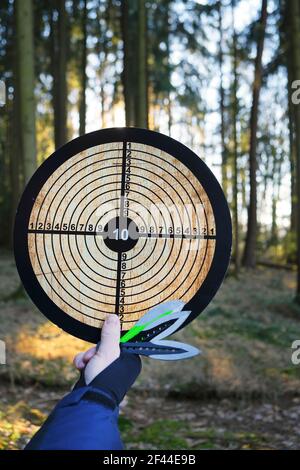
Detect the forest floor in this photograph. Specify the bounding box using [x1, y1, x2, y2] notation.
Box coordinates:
[0, 250, 300, 450]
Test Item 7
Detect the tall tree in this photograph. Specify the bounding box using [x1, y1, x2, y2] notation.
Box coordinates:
[281, 0, 297, 235]
[51, 0, 68, 148]
[231, 0, 239, 275]
[79, 0, 87, 135]
[136, 0, 148, 128]
[218, 0, 228, 199]
[121, 0, 137, 126]
[242, 0, 268, 268]
[121, 0, 148, 127]
[165, 0, 172, 135]
[10, 6, 22, 235]
[16, 0, 36, 184]
[95, 0, 110, 128]
[289, 0, 300, 302]
[288, 83, 297, 234]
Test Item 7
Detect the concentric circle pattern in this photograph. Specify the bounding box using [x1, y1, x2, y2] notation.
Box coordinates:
[14, 129, 231, 343]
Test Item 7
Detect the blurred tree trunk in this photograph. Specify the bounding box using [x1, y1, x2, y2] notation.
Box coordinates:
[100, 83, 106, 128]
[231, 0, 239, 275]
[121, 0, 136, 126]
[96, 0, 111, 128]
[288, 90, 297, 233]
[240, 167, 247, 211]
[167, 91, 172, 135]
[289, 0, 300, 302]
[242, 0, 267, 268]
[281, 0, 297, 234]
[15, 0, 36, 184]
[79, 0, 87, 136]
[136, 0, 148, 128]
[51, 0, 68, 148]
[5, 3, 23, 247]
[166, 1, 172, 136]
[164, 0, 172, 135]
[218, 0, 228, 200]
[121, 0, 148, 127]
[271, 149, 283, 250]
[10, 25, 22, 241]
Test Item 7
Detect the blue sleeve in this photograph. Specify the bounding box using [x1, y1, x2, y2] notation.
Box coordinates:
[25, 352, 141, 450]
[24, 386, 123, 450]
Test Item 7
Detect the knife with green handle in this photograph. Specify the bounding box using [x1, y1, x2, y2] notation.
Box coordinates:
[118, 300, 200, 360]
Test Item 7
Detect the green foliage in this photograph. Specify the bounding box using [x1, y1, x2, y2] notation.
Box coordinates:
[125, 419, 189, 449]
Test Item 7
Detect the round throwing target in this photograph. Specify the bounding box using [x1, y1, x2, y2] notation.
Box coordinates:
[14, 128, 231, 343]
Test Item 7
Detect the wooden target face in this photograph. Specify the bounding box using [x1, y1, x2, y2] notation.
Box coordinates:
[14, 128, 231, 343]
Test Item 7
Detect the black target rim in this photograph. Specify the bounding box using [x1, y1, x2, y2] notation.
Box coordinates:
[14, 127, 232, 343]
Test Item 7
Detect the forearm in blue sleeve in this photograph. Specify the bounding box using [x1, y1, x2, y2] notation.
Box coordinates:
[24, 352, 141, 450]
[25, 386, 123, 450]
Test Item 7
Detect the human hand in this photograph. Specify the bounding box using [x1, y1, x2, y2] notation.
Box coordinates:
[73, 314, 121, 385]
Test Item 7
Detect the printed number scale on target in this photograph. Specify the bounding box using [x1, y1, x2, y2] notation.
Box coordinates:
[14, 128, 232, 357]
